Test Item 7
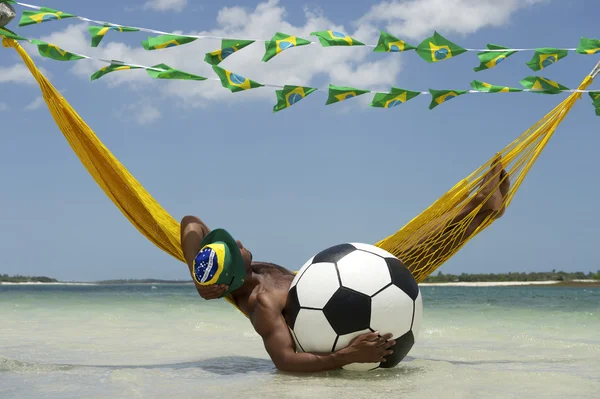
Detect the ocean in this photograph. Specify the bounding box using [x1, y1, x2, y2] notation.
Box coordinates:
[1, 284, 598, 399]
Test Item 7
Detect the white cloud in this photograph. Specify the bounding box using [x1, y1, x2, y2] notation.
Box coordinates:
[0, 102, 8, 112]
[134, 105, 162, 125]
[359, 0, 548, 39]
[0, 64, 50, 85]
[11, 0, 545, 119]
[24, 96, 44, 111]
[143, 0, 188, 12]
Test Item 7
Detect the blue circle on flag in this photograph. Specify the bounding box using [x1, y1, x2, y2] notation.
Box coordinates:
[444, 94, 456, 102]
[221, 47, 235, 58]
[332, 31, 346, 38]
[387, 100, 401, 108]
[279, 41, 295, 50]
[542, 56, 556, 68]
[42, 14, 59, 22]
[193, 247, 219, 284]
[230, 73, 246, 85]
[389, 44, 400, 52]
[434, 48, 448, 60]
[344, 93, 355, 100]
[165, 42, 177, 48]
[288, 93, 302, 105]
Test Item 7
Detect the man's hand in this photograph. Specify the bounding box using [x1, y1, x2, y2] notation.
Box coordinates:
[338, 332, 395, 364]
[194, 284, 228, 300]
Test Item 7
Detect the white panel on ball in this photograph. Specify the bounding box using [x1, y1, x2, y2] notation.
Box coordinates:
[350, 242, 395, 259]
[296, 262, 340, 309]
[412, 291, 423, 340]
[293, 309, 338, 353]
[290, 256, 314, 288]
[370, 285, 414, 338]
[337, 251, 391, 296]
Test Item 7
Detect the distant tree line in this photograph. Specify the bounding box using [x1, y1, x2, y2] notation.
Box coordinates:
[422, 270, 600, 283]
[0, 274, 58, 283]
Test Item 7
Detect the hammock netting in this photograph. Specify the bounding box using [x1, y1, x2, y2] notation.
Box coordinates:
[3, 37, 598, 312]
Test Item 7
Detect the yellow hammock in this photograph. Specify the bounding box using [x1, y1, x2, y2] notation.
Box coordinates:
[3, 38, 598, 315]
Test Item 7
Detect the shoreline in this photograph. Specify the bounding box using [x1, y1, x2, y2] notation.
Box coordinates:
[1, 280, 598, 287]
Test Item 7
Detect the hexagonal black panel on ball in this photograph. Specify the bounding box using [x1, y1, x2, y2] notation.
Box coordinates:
[386, 257, 419, 301]
[312, 243, 357, 264]
[323, 287, 371, 336]
[283, 285, 301, 330]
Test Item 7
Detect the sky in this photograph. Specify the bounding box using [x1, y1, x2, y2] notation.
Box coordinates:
[1, 0, 600, 281]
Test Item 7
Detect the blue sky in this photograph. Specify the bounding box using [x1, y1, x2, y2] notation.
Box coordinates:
[1, 0, 599, 281]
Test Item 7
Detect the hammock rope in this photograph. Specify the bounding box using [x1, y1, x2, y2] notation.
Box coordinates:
[3, 37, 598, 314]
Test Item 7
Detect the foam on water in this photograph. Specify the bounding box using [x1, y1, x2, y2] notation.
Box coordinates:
[1, 284, 599, 398]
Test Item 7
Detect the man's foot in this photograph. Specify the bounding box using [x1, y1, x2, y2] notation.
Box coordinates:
[476, 155, 507, 214]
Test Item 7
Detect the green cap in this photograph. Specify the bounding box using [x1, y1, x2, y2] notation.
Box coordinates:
[192, 229, 247, 296]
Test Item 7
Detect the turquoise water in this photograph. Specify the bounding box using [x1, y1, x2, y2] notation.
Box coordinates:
[1, 284, 598, 398]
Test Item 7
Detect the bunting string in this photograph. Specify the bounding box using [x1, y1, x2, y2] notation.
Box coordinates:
[1, 0, 599, 115]
[2, 0, 599, 72]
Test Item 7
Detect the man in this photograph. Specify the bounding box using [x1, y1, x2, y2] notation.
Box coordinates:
[180, 157, 510, 373]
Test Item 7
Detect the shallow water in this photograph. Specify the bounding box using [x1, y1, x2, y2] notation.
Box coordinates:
[1, 284, 598, 398]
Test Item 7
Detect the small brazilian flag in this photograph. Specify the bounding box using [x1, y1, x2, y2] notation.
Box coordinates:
[212, 65, 263, 93]
[474, 44, 516, 72]
[373, 31, 415, 53]
[325, 84, 370, 105]
[310, 30, 364, 47]
[263, 32, 311, 62]
[142, 34, 197, 50]
[576, 37, 600, 55]
[589, 91, 600, 104]
[519, 76, 569, 94]
[147, 63, 207, 81]
[416, 32, 466, 63]
[88, 24, 139, 47]
[428, 89, 468, 110]
[370, 87, 420, 108]
[204, 39, 255, 66]
[0, 27, 27, 42]
[273, 85, 317, 112]
[19, 7, 76, 27]
[91, 63, 142, 81]
[30, 39, 84, 61]
[470, 80, 522, 93]
[526, 48, 569, 71]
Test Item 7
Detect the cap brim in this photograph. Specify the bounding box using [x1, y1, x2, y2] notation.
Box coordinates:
[199, 228, 247, 295]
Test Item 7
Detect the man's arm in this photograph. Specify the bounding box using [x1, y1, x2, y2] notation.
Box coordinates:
[251, 293, 394, 373]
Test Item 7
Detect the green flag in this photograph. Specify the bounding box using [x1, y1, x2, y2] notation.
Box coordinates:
[263, 32, 311, 62]
[91, 63, 142, 81]
[576, 37, 600, 54]
[428, 89, 468, 110]
[273, 85, 317, 112]
[370, 87, 420, 108]
[474, 44, 516, 71]
[19, 7, 76, 27]
[203, 39, 255, 66]
[0, 26, 27, 41]
[525, 48, 569, 71]
[30, 39, 84, 61]
[212, 65, 263, 93]
[325, 84, 370, 105]
[147, 63, 207, 80]
[589, 91, 600, 104]
[142, 34, 197, 50]
[88, 24, 139, 47]
[416, 32, 466, 63]
[470, 80, 522, 93]
[310, 30, 364, 47]
[519, 76, 569, 94]
[373, 31, 415, 53]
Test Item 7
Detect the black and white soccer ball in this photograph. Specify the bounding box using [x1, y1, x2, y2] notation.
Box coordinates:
[284, 243, 423, 371]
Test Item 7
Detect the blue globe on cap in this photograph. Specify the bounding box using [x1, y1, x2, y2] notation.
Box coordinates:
[192, 228, 247, 296]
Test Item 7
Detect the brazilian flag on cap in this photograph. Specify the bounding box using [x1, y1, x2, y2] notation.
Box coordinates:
[192, 229, 247, 296]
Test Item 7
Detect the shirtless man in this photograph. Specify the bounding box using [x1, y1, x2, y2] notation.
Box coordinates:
[180, 158, 510, 373]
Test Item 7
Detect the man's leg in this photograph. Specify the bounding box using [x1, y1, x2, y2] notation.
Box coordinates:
[400, 156, 511, 273]
[180, 215, 211, 272]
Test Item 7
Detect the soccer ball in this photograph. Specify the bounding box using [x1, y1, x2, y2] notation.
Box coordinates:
[283, 243, 423, 371]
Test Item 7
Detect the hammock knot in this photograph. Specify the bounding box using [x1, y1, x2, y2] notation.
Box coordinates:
[2, 37, 17, 48]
